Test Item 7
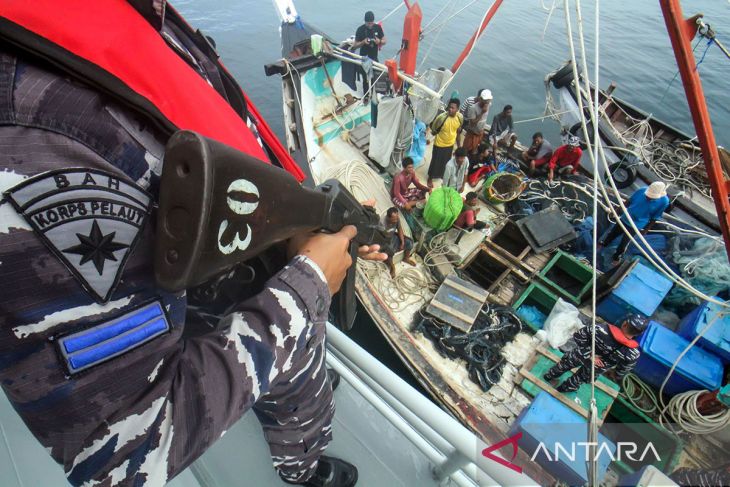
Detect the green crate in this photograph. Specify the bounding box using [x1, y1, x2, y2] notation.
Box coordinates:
[520, 348, 620, 422]
[512, 282, 559, 331]
[539, 250, 594, 305]
[603, 396, 683, 476]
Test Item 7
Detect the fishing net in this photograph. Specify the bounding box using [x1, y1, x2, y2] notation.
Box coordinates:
[664, 236, 730, 309]
[511, 176, 611, 227]
[414, 303, 523, 392]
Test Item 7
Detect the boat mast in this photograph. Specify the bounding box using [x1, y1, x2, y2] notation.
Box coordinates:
[450, 0, 505, 74]
[659, 0, 730, 262]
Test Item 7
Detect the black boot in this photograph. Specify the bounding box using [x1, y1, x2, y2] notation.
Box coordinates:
[556, 380, 580, 393]
[543, 367, 560, 382]
[327, 368, 341, 392]
[301, 456, 358, 487]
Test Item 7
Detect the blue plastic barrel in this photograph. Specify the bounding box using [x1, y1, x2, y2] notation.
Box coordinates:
[509, 391, 615, 485]
[634, 322, 724, 397]
[677, 300, 730, 364]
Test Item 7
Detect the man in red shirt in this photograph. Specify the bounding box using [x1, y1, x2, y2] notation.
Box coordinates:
[391, 157, 431, 212]
[547, 136, 582, 182]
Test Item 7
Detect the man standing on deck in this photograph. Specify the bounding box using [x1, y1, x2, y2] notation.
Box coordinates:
[392, 157, 431, 212]
[599, 181, 670, 263]
[428, 98, 463, 187]
[543, 315, 648, 393]
[488, 105, 517, 156]
[547, 136, 583, 181]
[442, 147, 469, 193]
[462, 89, 492, 158]
[0, 2, 388, 486]
[353, 11, 386, 98]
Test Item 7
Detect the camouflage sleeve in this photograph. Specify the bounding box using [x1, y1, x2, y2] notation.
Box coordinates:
[613, 347, 640, 380]
[572, 325, 592, 358]
[0, 52, 333, 485]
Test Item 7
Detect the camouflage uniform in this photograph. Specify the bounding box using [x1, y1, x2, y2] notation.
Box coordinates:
[0, 15, 334, 487]
[544, 323, 640, 392]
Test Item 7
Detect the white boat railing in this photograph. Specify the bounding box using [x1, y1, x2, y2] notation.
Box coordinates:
[326, 324, 537, 487]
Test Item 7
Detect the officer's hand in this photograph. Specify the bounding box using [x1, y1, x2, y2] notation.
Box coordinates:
[291, 226, 357, 295]
[359, 199, 388, 262]
[594, 356, 605, 368]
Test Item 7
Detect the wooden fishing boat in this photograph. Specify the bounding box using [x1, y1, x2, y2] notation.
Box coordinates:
[266, 2, 561, 484]
[547, 61, 725, 234]
[267, 2, 730, 485]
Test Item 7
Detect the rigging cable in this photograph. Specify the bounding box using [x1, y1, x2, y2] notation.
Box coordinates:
[562, 0, 730, 309]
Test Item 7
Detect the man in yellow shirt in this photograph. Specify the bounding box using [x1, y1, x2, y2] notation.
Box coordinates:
[428, 98, 463, 187]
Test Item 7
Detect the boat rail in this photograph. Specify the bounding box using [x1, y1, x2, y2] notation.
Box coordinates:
[326, 324, 536, 487]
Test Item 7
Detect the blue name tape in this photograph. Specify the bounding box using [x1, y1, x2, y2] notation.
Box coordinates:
[58, 301, 169, 374]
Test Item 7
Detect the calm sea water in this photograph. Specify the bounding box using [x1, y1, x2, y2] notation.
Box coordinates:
[175, 0, 730, 148]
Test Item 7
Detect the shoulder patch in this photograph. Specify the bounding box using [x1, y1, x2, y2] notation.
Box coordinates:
[3, 169, 152, 302]
[56, 300, 170, 375]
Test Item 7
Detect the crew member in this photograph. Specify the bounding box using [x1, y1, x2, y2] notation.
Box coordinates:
[383, 207, 416, 278]
[392, 157, 430, 212]
[488, 105, 517, 156]
[442, 147, 469, 193]
[428, 98, 463, 187]
[453, 192, 487, 231]
[353, 11, 386, 61]
[462, 89, 492, 156]
[0, 2, 387, 486]
[547, 136, 582, 181]
[523, 132, 553, 176]
[352, 11, 386, 98]
[599, 181, 670, 263]
[543, 315, 647, 393]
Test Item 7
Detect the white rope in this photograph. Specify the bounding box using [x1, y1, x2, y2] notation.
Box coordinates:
[379, 1, 405, 23]
[419, 0, 459, 71]
[439, 1, 495, 96]
[664, 390, 730, 435]
[513, 109, 574, 124]
[421, 0, 482, 36]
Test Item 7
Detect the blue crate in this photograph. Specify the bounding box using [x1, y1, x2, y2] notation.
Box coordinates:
[677, 300, 730, 364]
[509, 391, 615, 486]
[635, 322, 724, 397]
[596, 262, 673, 324]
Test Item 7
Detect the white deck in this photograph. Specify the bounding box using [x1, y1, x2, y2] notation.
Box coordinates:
[0, 358, 467, 487]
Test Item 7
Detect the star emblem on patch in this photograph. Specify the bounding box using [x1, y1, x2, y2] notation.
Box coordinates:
[3, 169, 151, 302]
[63, 220, 130, 275]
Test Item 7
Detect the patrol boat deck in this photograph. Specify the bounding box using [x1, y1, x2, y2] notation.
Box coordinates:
[0, 324, 527, 486]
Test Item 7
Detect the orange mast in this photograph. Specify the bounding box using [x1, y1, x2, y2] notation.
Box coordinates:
[660, 0, 730, 261]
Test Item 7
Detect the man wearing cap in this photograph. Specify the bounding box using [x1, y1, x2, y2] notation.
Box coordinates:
[599, 182, 670, 262]
[547, 136, 583, 181]
[544, 314, 648, 393]
[462, 89, 493, 157]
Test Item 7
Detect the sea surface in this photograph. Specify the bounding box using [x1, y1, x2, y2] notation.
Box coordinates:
[175, 0, 730, 147]
[173, 0, 730, 386]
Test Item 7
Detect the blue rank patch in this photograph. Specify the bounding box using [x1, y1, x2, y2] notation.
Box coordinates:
[57, 301, 169, 375]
